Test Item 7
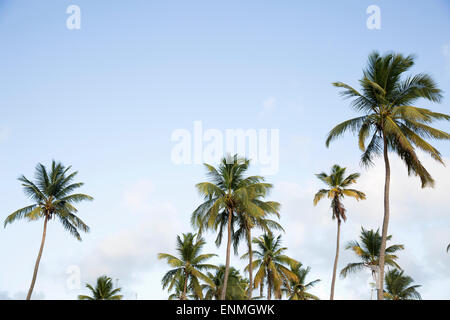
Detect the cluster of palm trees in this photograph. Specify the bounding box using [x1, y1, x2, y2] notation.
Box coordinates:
[158, 230, 320, 300]
[3, 51, 449, 301]
[159, 51, 449, 300]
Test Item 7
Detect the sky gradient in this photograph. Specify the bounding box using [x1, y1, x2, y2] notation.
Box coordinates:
[0, 0, 449, 300]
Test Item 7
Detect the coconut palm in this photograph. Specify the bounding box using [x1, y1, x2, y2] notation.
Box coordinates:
[158, 233, 217, 300]
[78, 275, 123, 300]
[167, 274, 198, 300]
[313, 165, 366, 300]
[191, 155, 273, 300]
[233, 215, 283, 299]
[326, 51, 448, 299]
[283, 263, 321, 300]
[231, 188, 283, 299]
[341, 228, 404, 290]
[203, 265, 249, 300]
[244, 232, 298, 300]
[384, 269, 421, 300]
[4, 160, 93, 300]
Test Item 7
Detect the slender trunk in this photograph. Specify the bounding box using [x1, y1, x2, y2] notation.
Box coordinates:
[27, 215, 48, 300]
[260, 282, 263, 298]
[267, 273, 272, 300]
[330, 219, 341, 300]
[181, 270, 188, 300]
[247, 227, 253, 300]
[378, 134, 390, 300]
[220, 207, 233, 300]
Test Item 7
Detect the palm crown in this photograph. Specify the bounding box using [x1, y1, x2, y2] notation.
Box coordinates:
[4, 160, 93, 240]
[158, 233, 217, 300]
[341, 227, 404, 278]
[283, 263, 321, 300]
[313, 165, 366, 222]
[78, 275, 123, 300]
[202, 265, 249, 300]
[327, 51, 449, 187]
[244, 233, 298, 300]
[384, 269, 421, 300]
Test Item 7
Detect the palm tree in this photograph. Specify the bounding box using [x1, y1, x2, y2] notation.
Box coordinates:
[384, 269, 421, 300]
[283, 263, 321, 300]
[233, 216, 283, 299]
[4, 160, 93, 300]
[191, 155, 273, 300]
[326, 51, 449, 299]
[244, 232, 298, 300]
[203, 265, 249, 300]
[313, 165, 366, 300]
[232, 189, 283, 299]
[341, 228, 404, 291]
[78, 275, 123, 300]
[167, 274, 197, 300]
[158, 233, 217, 300]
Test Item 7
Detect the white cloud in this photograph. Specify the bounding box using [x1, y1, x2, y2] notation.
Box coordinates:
[79, 180, 183, 297]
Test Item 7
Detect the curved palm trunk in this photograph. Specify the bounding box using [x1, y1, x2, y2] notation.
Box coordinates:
[330, 219, 341, 300]
[378, 136, 391, 300]
[247, 227, 253, 299]
[220, 208, 233, 300]
[27, 215, 48, 300]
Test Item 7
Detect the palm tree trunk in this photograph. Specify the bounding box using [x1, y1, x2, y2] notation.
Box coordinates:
[267, 274, 272, 300]
[247, 227, 253, 299]
[181, 270, 188, 300]
[330, 219, 341, 300]
[27, 215, 48, 300]
[378, 135, 390, 300]
[220, 207, 233, 300]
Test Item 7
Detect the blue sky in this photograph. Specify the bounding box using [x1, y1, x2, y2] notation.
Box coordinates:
[0, 0, 449, 300]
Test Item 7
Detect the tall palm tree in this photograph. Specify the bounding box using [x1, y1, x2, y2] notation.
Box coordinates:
[202, 265, 249, 300]
[244, 232, 298, 300]
[384, 269, 421, 300]
[191, 155, 273, 300]
[78, 275, 123, 300]
[232, 188, 283, 299]
[158, 233, 217, 300]
[326, 51, 449, 299]
[313, 165, 366, 300]
[283, 263, 321, 300]
[4, 160, 93, 300]
[341, 228, 404, 292]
